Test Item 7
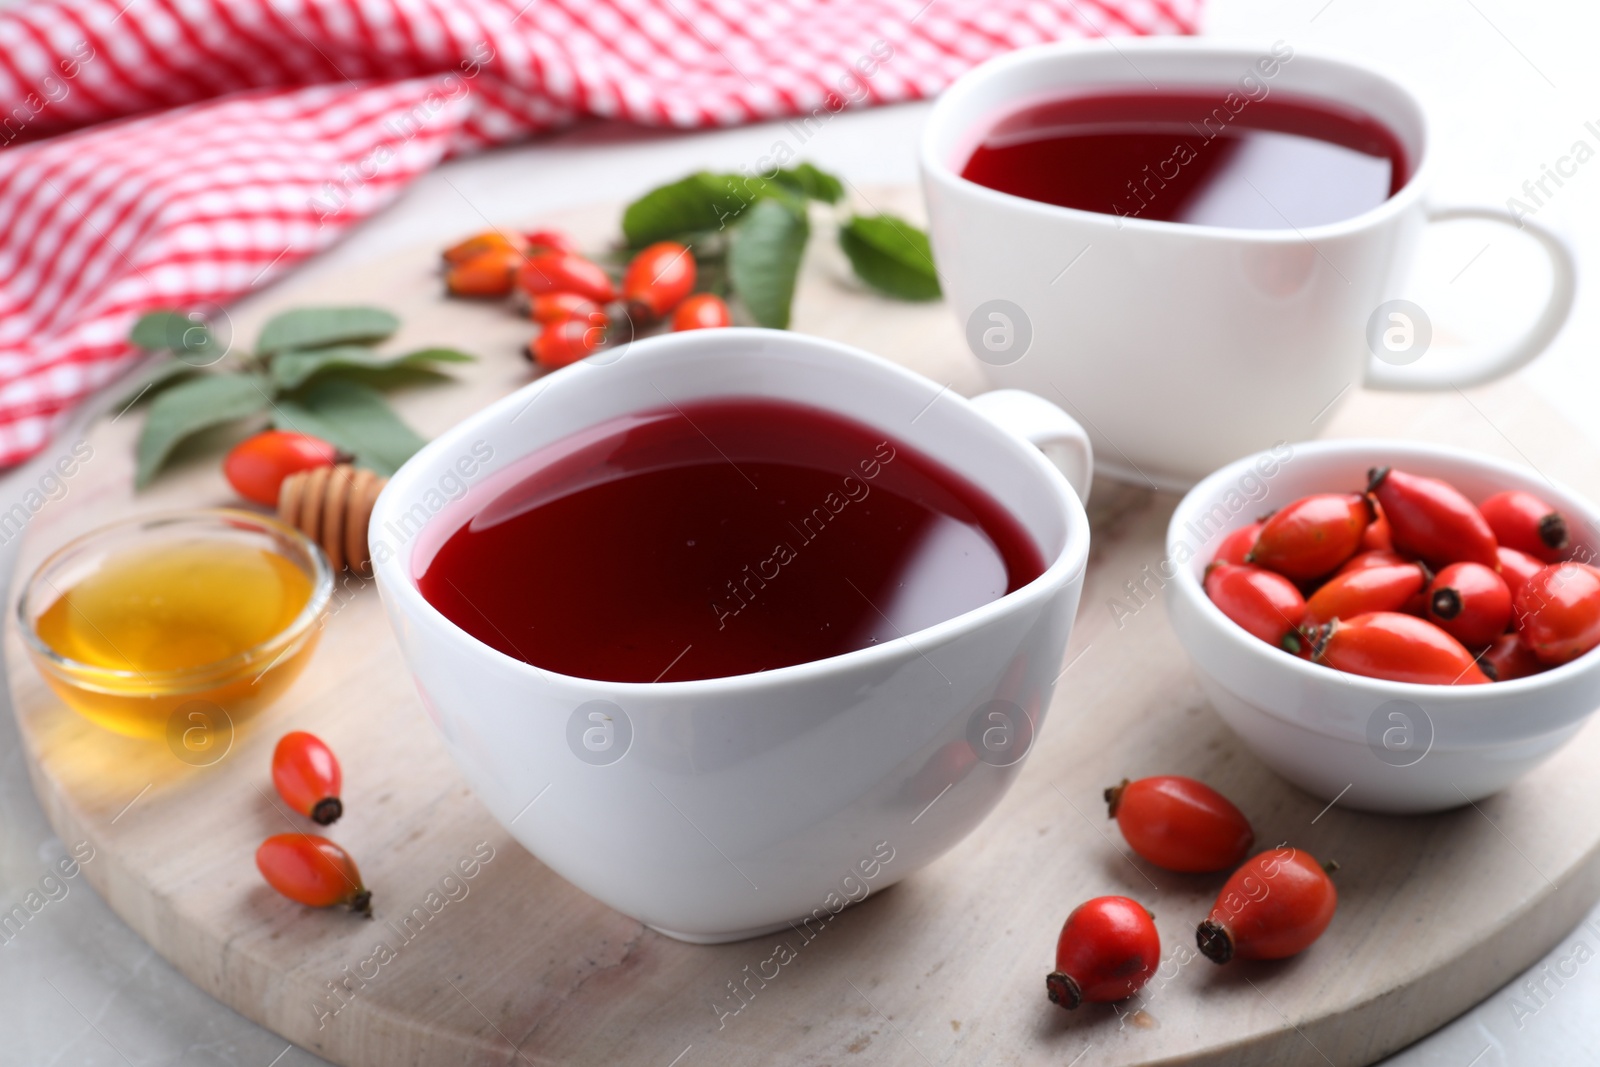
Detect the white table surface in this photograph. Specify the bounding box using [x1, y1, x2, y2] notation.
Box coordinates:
[4, 0, 1600, 1063]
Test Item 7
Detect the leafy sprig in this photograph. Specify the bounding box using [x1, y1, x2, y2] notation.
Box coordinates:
[618, 164, 940, 327]
[124, 306, 472, 487]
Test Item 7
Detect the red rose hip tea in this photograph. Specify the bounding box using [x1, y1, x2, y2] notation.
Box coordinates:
[961, 89, 1408, 229]
[416, 398, 1045, 682]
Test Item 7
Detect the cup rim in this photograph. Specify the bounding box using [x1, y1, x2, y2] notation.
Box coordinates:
[1168, 438, 1600, 703]
[373, 328, 1092, 694]
[920, 37, 1432, 243]
[16, 508, 334, 691]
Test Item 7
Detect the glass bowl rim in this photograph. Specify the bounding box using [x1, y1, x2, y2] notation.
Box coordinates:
[15, 507, 334, 688]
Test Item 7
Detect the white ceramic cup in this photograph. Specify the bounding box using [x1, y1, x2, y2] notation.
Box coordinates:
[921, 38, 1577, 491]
[370, 329, 1092, 942]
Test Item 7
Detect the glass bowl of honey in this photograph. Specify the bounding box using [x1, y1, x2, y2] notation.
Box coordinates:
[16, 509, 333, 741]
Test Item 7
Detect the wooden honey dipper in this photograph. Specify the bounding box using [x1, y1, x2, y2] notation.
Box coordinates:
[278, 464, 387, 576]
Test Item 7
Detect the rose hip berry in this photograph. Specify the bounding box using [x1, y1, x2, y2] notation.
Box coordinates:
[1303, 562, 1429, 628]
[1496, 546, 1546, 600]
[1213, 522, 1263, 567]
[442, 230, 525, 266]
[1480, 489, 1569, 563]
[1204, 562, 1306, 651]
[445, 247, 522, 298]
[1361, 504, 1394, 552]
[223, 431, 342, 507]
[1310, 611, 1490, 685]
[1426, 562, 1512, 648]
[1515, 563, 1600, 665]
[1335, 549, 1412, 575]
[272, 731, 343, 825]
[1046, 896, 1161, 1009]
[529, 291, 601, 325]
[1480, 631, 1547, 682]
[1105, 776, 1254, 873]
[1196, 848, 1337, 963]
[1247, 493, 1371, 580]
[523, 228, 579, 255]
[623, 241, 696, 320]
[517, 251, 616, 304]
[672, 292, 733, 331]
[528, 313, 608, 369]
[1367, 467, 1498, 567]
[256, 834, 371, 915]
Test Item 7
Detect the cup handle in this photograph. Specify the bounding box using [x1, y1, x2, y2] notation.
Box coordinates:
[969, 389, 1094, 504]
[1363, 204, 1577, 391]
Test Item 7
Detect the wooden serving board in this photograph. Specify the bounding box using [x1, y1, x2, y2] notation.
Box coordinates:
[11, 188, 1600, 1067]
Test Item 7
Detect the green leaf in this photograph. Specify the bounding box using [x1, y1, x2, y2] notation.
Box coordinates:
[838, 214, 942, 301]
[622, 173, 748, 246]
[272, 379, 426, 476]
[256, 307, 399, 356]
[727, 198, 810, 329]
[271, 345, 474, 391]
[621, 172, 803, 246]
[772, 163, 843, 204]
[136, 374, 272, 487]
[116, 359, 203, 409]
[130, 310, 223, 360]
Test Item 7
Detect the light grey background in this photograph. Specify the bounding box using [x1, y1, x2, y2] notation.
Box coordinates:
[4, 0, 1599, 1063]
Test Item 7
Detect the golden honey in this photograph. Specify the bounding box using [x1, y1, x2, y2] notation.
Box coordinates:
[22, 512, 328, 741]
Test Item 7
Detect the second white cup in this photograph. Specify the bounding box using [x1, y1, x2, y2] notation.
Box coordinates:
[921, 38, 1576, 490]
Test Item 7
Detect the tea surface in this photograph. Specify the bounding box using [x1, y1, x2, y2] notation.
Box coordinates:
[962, 90, 1407, 229]
[417, 398, 1045, 682]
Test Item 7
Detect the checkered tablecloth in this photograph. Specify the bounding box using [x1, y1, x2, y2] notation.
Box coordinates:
[0, 0, 1199, 464]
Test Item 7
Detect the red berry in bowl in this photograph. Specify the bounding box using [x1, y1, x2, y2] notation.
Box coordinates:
[1480, 489, 1569, 563]
[1479, 631, 1547, 682]
[1426, 562, 1512, 648]
[1204, 562, 1306, 651]
[1196, 848, 1336, 963]
[1335, 549, 1412, 576]
[1212, 521, 1262, 566]
[1310, 611, 1490, 685]
[1367, 467, 1497, 567]
[1304, 562, 1429, 628]
[1046, 896, 1160, 1009]
[1105, 776, 1253, 873]
[1247, 493, 1371, 580]
[1496, 546, 1546, 599]
[1514, 563, 1600, 665]
[1361, 503, 1393, 552]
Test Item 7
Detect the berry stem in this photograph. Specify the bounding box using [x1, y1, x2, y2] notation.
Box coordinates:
[1045, 971, 1083, 1010]
[1103, 778, 1130, 819]
[1431, 588, 1463, 620]
[1196, 919, 1233, 964]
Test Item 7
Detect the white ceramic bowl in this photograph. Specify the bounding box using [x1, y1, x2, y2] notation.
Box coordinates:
[1168, 439, 1600, 814]
[371, 329, 1092, 941]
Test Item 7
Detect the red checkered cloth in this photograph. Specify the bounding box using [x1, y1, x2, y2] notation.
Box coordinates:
[0, 0, 1199, 465]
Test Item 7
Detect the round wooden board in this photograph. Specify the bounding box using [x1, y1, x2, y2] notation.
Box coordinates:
[10, 187, 1600, 1067]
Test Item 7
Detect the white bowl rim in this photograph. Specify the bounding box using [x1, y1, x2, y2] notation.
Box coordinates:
[1168, 437, 1600, 704]
[920, 37, 1432, 245]
[373, 328, 1092, 697]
